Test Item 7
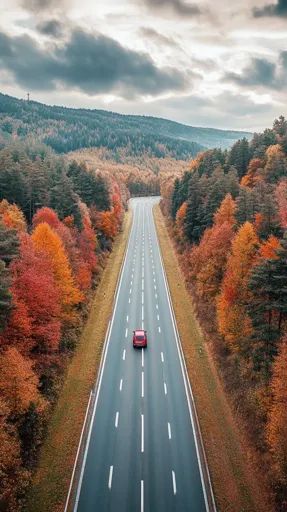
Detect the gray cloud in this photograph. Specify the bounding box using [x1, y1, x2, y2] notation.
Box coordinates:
[36, 19, 64, 37]
[21, 0, 65, 13]
[226, 57, 277, 88]
[0, 29, 188, 97]
[253, 0, 287, 17]
[140, 0, 203, 16]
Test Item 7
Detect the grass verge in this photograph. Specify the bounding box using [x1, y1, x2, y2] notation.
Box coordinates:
[154, 204, 273, 512]
[26, 210, 132, 512]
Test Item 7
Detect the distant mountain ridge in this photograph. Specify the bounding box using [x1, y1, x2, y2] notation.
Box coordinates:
[0, 92, 252, 159]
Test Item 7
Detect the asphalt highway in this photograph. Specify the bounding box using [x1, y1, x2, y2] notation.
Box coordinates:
[74, 197, 212, 512]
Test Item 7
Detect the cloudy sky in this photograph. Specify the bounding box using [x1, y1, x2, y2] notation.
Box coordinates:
[1, 0, 287, 131]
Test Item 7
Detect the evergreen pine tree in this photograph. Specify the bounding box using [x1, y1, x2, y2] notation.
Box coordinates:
[0, 223, 19, 265]
[249, 233, 287, 375]
[227, 137, 250, 178]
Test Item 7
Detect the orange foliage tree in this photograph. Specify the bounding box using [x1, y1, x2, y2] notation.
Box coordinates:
[0, 347, 45, 414]
[217, 222, 258, 352]
[189, 194, 236, 301]
[240, 158, 264, 188]
[175, 201, 187, 240]
[0, 199, 27, 232]
[32, 223, 83, 322]
[213, 193, 236, 226]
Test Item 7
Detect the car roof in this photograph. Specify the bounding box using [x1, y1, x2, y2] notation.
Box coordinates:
[135, 329, 145, 335]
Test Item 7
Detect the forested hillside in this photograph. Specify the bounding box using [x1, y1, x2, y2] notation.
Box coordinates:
[161, 115, 287, 511]
[0, 93, 251, 159]
[0, 141, 130, 511]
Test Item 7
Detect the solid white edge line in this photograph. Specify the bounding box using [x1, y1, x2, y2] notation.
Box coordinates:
[172, 470, 177, 495]
[141, 480, 144, 512]
[168, 422, 171, 440]
[115, 412, 119, 428]
[64, 390, 93, 512]
[72, 202, 135, 512]
[153, 205, 216, 512]
[108, 465, 113, 489]
[141, 414, 144, 453]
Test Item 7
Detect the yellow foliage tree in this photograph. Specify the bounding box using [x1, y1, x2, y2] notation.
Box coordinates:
[32, 222, 83, 322]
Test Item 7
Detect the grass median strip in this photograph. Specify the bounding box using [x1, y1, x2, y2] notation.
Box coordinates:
[153, 204, 272, 512]
[26, 210, 132, 512]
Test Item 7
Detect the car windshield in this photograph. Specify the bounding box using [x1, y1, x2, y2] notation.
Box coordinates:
[136, 335, 145, 341]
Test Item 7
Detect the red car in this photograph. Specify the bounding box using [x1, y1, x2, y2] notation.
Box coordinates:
[133, 329, 147, 348]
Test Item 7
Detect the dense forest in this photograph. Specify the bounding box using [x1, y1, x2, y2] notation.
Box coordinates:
[0, 93, 251, 159]
[161, 115, 287, 510]
[0, 141, 130, 511]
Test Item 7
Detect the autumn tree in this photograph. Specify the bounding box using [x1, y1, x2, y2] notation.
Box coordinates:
[213, 193, 236, 226]
[190, 195, 236, 301]
[0, 200, 27, 232]
[32, 223, 83, 322]
[264, 144, 287, 184]
[175, 201, 187, 240]
[217, 222, 258, 353]
[6, 234, 61, 353]
[0, 347, 44, 415]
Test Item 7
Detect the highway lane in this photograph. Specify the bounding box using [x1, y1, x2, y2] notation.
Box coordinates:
[74, 197, 213, 512]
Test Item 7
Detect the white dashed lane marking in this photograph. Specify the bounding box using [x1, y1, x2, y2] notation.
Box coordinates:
[108, 466, 113, 489]
[172, 471, 177, 495]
